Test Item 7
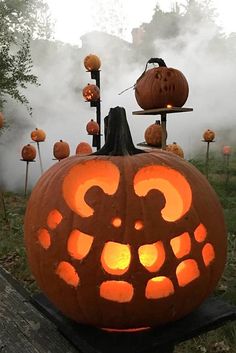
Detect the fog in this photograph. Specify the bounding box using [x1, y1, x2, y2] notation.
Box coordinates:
[1, 1, 236, 192]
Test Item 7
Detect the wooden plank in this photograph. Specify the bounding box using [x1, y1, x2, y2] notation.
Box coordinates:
[0, 268, 77, 353]
[132, 107, 193, 115]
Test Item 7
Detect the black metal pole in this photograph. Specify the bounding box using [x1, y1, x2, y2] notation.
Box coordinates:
[161, 113, 167, 149]
[91, 70, 101, 150]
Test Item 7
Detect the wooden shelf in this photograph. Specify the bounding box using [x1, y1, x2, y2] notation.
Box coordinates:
[132, 107, 193, 115]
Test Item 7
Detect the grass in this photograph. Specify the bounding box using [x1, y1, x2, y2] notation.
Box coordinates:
[0, 152, 236, 352]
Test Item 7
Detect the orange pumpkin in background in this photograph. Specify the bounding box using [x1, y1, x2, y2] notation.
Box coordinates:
[76, 142, 93, 155]
[203, 129, 215, 142]
[84, 54, 101, 71]
[135, 58, 189, 110]
[31, 128, 46, 142]
[53, 140, 70, 160]
[86, 119, 100, 135]
[223, 146, 231, 156]
[24, 107, 226, 330]
[166, 142, 184, 158]
[21, 144, 36, 161]
[82, 84, 100, 102]
[144, 120, 162, 147]
[0, 112, 4, 128]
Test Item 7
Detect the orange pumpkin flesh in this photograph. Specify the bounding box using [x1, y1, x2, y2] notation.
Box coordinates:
[82, 84, 100, 102]
[24, 107, 226, 330]
[135, 58, 189, 110]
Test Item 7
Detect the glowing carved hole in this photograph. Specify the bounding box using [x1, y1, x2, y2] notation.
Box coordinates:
[101, 242, 131, 275]
[63, 160, 120, 218]
[38, 228, 51, 249]
[112, 217, 122, 228]
[67, 229, 94, 260]
[100, 281, 133, 302]
[47, 209, 63, 230]
[202, 243, 215, 266]
[176, 259, 200, 287]
[145, 276, 175, 299]
[56, 261, 79, 287]
[194, 223, 207, 243]
[134, 220, 143, 230]
[138, 241, 165, 272]
[170, 232, 191, 259]
[134, 166, 192, 222]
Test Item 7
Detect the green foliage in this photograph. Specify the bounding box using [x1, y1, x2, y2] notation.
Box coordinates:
[0, 0, 53, 113]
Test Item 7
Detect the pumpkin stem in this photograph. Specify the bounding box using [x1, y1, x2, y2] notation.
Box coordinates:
[93, 107, 145, 156]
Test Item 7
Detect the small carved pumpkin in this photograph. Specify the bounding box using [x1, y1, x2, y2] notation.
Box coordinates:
[31, 128, 46, 142]
[135, 58, 189, 110]
[223, 146, 231, 156]
[82, 84, 100, 102]
[144, 120, 162, 147]
[76, 142, 93, 155]
[24, 107, 226, 330]
[203, 129, 215, 142]
[53, 140, 70, 160]
[0, 112, 4, 128]
[86, 119, 100, 135]
[166, 142, 184, 158]
[84, 54, 101, 71]
[21, 144, 36, 161]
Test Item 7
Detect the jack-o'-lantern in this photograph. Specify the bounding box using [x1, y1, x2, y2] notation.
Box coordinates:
[84, 54, 101, 71]
[76, 142, 92, 155]
[24, 107, 226, 330]
[0, 112, 4, 128]
[144, 120, 162, 147]
[21, 144, 36, 161]
[82, 84, 100, 102]
[31, 128, 46, 142]
[223, 146, 231, 156]
[135, 58, 189, 110]
[86, 119, 100, 135]
[166, 142, 184, 158]
[203, 129, 215, 142]
[53, 140, 70, 161]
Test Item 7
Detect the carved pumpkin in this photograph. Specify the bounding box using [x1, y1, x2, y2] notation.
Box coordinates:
[166, 142, 184, 158]
[24, 107, 226, 330]
[86, 119, 100, 135]
[135, 58, 189, 110]
[0, 112, 4, 128]
[76, 142, 93, 155]
[223, 146, 231, 156]
[203, 129, 215, 142]
[82, 84, 100, 102]
[21, 144, 36, 161]
[144, 120, 162, 147]
[31, 128, 46, 142]
[84, 54, 101, 71]
[53, 140, 70, 161]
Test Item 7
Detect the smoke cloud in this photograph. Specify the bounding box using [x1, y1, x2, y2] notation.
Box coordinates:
[1, 1, 236, 191]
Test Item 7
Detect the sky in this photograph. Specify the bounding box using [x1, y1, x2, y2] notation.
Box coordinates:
[47, 0, 236, 45]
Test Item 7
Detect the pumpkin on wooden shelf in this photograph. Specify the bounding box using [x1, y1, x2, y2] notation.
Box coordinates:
[82, 84, 100, 102]
[21, 144, 36, 161]
[53, 140, 70, 160]
[144, 120, 162, 147]
[76, 142, 92, 155]
[166, 142, 184, 158]
[31, 128, 46, 142]
[84, 54, 101, 71]
[135, 58, 189, 110]
[203, 129, 215, 142]
[86, 119, 99, 135]
[0, 112, 4, 128]
[24, 106, 226, 330]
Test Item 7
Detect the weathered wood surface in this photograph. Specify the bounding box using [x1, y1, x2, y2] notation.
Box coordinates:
[132, 107, 193, 115]
[0, 268, 78, 353]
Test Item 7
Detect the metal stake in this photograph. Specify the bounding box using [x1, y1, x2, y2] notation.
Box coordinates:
[37, 141, 43, 174]
[24, 161, 29, 197]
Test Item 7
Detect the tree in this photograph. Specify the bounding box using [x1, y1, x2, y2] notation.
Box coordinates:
[0, 0, 53, 114]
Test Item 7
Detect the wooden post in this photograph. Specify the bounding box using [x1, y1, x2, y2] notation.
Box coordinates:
[36, 141, 43, 174]
[161, 113, 167, 150]
[205, 141, 210, 179]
